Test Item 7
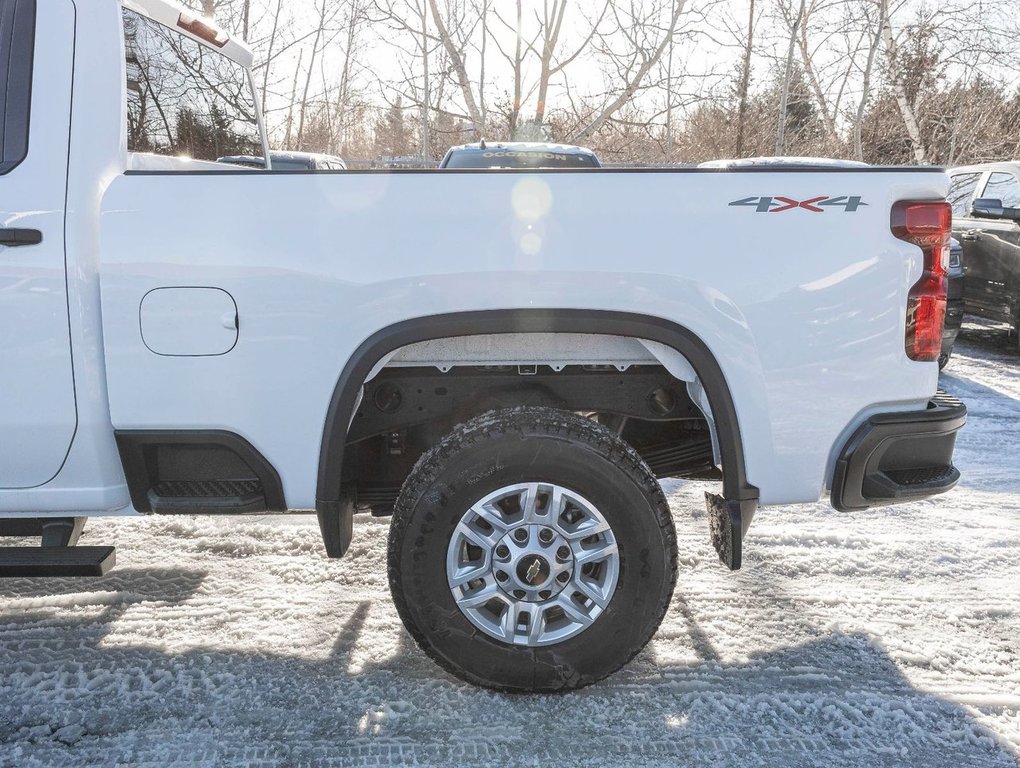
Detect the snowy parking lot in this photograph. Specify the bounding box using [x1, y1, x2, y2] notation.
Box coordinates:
[1, 321, 1018, 768]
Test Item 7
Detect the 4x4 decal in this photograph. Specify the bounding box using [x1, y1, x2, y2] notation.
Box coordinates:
[729, 195, 867, 213]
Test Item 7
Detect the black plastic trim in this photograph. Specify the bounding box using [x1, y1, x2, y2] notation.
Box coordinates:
[0, 0, 35, 176]
[0, 546, 115, 577]
[115, 430, 286, 513]
[831, 391, 967, 512]
[0, 227, 42, 245]
[317, 497, 354, 559]
[316, 310, 760, 518]
[0, 516, 84, 545]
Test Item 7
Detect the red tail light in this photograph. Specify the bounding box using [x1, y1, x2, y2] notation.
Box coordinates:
[891, 201, 951, 362]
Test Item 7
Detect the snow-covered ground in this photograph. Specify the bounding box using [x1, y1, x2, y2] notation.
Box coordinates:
[2, 321, 1019, 768]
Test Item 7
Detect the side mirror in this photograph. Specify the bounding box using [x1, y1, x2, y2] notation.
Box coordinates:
[971, 198, 1005, 219]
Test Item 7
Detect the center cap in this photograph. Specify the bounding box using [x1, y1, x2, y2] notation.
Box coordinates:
[492, 524, 574, 602]
[518, 555, 550, 586]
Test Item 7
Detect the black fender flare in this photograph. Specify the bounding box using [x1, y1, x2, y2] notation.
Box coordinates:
[315, 310, 759, 556]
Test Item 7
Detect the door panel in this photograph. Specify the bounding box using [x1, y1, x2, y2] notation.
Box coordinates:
[0, 0, 77, 488]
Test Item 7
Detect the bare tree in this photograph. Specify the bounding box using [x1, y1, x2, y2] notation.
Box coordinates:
[880, 2, 926, 162]
[571, 0, 691, 141]
[791, 0, 840, 145]
[295, 0, 354, 148]
[735, 0, 756, 155]
[488, 0, 526, 137]
[532, 1, 609, 126]
[220, 0, 1020, 164]
[259, 0, 284, 116]
[477, 0, 489, 134]
[427, 0, 484, 133]
[283, 48, 303, 150]
[775, 0, 805, 154]
[853, 0, 886, 160]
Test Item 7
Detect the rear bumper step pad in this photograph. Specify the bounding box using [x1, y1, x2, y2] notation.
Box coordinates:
[831, 391, 967, 512]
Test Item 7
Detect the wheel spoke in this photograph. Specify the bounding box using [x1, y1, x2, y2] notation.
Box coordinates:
[469, 501, 510, 533]
[547, 485, 566, 519]
[448, 561, 489, 588]
[519, 483, 541, 523]
[554, 593, 594, 627]
[573, 576, 610, 609]
[527, 604, 546, 645]
[573, 538, 618, 567]
[457, 579, 504, 609]
[458, 522, 501, 550]
[559, 515, 611, 541]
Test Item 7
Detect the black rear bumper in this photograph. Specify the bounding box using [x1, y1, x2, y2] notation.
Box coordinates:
[831, 392, 966, 512]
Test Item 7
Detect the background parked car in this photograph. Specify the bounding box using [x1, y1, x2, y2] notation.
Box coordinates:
[217, 151, 348, 171]
[941, 237, 965, 369]
[439, 141, 601, 169]
[947, 162, 1020, 349]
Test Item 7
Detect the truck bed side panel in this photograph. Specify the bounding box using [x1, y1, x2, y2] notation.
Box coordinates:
[98, 169, 947, 507]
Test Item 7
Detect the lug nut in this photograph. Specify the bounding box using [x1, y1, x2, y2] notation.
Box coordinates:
[495, 545, 510, 559]
[538, 528, 554, 544]
[539, 589, 552, 600]
[513, 589, 526, 600]
[556, 546, 571, 562]
[557, 571, 569, 583]
[495, 570, 508, 582]
[513, 528, 529, 543]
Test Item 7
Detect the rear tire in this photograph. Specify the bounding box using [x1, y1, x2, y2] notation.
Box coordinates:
[388, 407, 677, 692]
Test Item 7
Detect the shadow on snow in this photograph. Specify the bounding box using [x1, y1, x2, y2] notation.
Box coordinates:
[0, 566, 1015, 768]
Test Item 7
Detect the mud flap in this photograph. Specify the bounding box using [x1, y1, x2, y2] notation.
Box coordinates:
[705, 493, 757, 571]
[317, 496, 355, 558]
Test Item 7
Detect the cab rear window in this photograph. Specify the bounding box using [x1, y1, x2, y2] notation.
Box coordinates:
[123, 8, 262, 164]
[0, 0, 34, 176]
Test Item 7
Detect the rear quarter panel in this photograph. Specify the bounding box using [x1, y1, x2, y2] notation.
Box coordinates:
[98, 168, 948, 507]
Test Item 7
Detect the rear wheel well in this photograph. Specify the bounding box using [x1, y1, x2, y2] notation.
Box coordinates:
[343, 363, 720, 514]
[315, 310, 758, 557]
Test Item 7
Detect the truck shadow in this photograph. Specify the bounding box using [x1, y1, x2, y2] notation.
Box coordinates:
[1, 566, 1016, 767]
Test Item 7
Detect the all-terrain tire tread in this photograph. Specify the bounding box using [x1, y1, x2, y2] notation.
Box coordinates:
[387, 406, 678, 692]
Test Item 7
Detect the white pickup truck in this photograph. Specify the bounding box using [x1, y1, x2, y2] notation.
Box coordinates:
[0, 0, 967, 691]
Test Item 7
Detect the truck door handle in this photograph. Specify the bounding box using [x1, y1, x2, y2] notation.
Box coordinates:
[0, 228, 42, 247]
[957, 231, 979, 242]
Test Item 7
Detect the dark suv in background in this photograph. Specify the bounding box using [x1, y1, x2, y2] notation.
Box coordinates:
[947, 162, 1020, 351]
[941, 237, 965, 369]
